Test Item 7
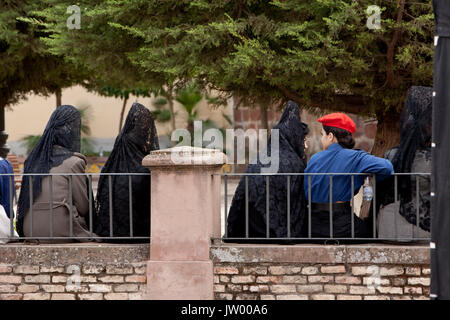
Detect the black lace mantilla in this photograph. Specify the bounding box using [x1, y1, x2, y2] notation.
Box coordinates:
[377, 86, 432, 232]
[226, 101, 309, 239]
[17, 105, 82, 236]
[94, 102, 159, 240]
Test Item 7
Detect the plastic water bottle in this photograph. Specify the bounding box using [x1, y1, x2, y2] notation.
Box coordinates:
[363, 178, 373, 201]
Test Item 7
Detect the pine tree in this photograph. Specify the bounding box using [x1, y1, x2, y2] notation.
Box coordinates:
[38, 0, 434, 155]
[0, 0, 89, 155]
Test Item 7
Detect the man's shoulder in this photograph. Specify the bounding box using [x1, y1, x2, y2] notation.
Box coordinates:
[309, 150, 327, 162]
[0, 158, 13, 173]
[337, 147, 366, 159]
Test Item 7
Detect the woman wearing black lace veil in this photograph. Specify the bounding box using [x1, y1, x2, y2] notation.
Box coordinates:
[17, 105, 96, 242]
[94, 102, 159, 241]
[226, 101, 309, 241]
[377, 86, 432, 239]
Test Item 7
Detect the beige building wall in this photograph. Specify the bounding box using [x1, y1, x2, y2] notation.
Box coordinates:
[6, 85, 232, 155]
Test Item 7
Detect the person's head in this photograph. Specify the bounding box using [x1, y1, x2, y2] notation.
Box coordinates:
[274, 101, 309, 160]
[400, 86, 432, 149]
[392, 86, 432, 175]
[17, 105, 82, 236]
[317, 113, 356, 150]
[321, 125, 355, 150]
[51, 105, 82, 153]
[120, 102, 159, 155]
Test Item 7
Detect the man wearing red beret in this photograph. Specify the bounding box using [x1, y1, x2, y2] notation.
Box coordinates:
[304, 113, 394, 239]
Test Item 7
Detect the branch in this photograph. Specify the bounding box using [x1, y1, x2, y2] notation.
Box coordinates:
[275, 84, 368, 115]
[237, 0, 243, 19]
[386, 0, 406, 89]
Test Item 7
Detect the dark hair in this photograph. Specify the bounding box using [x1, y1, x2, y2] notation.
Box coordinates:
[323, 125, 355, 149]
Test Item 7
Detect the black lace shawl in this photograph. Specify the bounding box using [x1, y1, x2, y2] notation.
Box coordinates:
[17, 105, 82, 236]
[377, 86, 432, 231]
[94, 103, 159, 241]
[226, 101, 309, 240]
[393, 86, 432, 180]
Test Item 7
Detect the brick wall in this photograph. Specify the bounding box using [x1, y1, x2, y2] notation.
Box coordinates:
[211, 244, 430, 300]
[0, 244, 149, 300]
[0, 243, 430, 300]
[233, 105, 378, 156]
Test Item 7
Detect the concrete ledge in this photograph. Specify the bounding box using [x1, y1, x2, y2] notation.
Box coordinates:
[142, 146, 227, 168]
[0, 243, 150, 265]
[210, 244, 429, 265]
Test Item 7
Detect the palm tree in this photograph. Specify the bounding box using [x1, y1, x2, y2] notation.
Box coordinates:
[21, 105, 95, 155]
[175, 84, 203, 135]
[77, 104, 95, 155]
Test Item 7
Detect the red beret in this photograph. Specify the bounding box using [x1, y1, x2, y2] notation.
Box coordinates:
[317, 113, 356, 134]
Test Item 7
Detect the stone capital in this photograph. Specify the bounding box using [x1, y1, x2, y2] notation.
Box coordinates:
[142, 146, 227, 170]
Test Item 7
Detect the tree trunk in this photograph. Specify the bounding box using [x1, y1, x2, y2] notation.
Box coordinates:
[56, 88, 62, 108]
[259, 104, 268, 130]
[167, 96, 176, 132]
[119, 97, 128, 133]
[371, 112, 401, 157]
[0, 102, 10, 157]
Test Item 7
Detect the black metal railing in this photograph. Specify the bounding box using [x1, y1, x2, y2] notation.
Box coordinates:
[0, 173, 151, 242]
[220, 173, 431, 242]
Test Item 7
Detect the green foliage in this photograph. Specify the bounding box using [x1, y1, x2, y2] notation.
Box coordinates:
[77, 105, 92, 136]
[175, 84, 203, 125]
[20, 135, 42, 155]
[20, 105, 95, 155]
[151, 97, 172, 123]
[35, 0, 433, 119]
[92, 84, 152, 101]
[81, 137, 95, 155]
[0, 1, 88, 110]
[21, 134, 96, 156]
[152, 108, 172, 123]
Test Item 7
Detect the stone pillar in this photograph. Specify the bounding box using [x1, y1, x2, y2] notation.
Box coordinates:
[142, 146, 226, 300]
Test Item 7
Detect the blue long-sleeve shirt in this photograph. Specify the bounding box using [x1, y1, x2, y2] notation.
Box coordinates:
[0, 158, 14, 218]
[304, 143, 394, 203]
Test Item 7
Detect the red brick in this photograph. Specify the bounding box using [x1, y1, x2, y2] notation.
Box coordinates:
[0, 285, 16, 293]
[256, 276, 283, 284]
[405, 286, 422, 295]
[0, 275, 22, 284]
[297, 285, 323, 293]
[337, 295, 362, 300]
[231, 276, 255, 284]
[324, 285, 348, 294]
[270, 285, 296, 294]
[0, 266, 13, 273]
[308, 275, 334, 283]
[226, 284, 242, 293]
[311, 294, 335, 300]
[277, 294, 309, 300]
[0, 294, 22, 300]
[335, 276, 361, 285]
[320, 266, 346, 274]
[214, 267, 239, 275]
[23, 293, 51, 300]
